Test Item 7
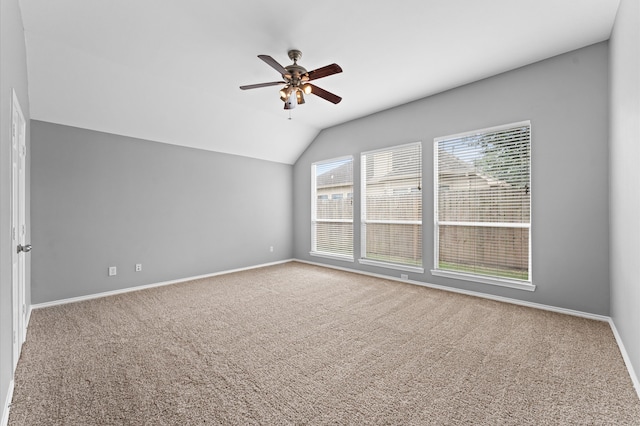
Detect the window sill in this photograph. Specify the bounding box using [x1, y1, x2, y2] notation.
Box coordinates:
[430, 269, 535, 292]
[310, 252, 355, 263]
[359, 258, 424, 274]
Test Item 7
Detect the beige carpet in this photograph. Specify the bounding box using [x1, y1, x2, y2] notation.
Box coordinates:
[9, 262, 640, 425]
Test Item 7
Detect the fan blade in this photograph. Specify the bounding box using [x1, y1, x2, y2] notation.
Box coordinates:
[239, 81, 285, 90]
[307, 63, 342, 81]
[258, 55, 290, 77]
[308, 84, 342, 104]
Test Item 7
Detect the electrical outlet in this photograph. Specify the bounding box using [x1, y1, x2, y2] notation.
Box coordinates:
[135, 264, 142, 272]
[108, 266, 117, 276]
[401, 274, 408, 280]
[269, 246, 274, 253]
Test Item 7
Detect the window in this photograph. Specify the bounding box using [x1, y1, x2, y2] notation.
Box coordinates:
[433, 121, 532, 290]
[311, 157, 354, 260]
[361, 142, 423, 272]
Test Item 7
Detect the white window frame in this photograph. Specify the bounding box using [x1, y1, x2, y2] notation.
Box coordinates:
[310, 155, 354, 262]
[432, 121, 534, 291]
[360, 142, 424, 273]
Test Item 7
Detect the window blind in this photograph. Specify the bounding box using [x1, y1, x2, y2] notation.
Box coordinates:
[311, 157, 354, 259]
[434, 121, 531, 282]
[361, 142, 422, 268]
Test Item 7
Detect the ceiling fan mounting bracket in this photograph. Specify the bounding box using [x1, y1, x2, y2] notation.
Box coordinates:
[288, 49, 302, 63]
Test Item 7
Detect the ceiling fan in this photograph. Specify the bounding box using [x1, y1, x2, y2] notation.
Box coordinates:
[240, 50, 342, 109]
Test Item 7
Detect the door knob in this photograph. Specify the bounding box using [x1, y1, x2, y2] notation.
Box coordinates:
[17, 244, 32, 253]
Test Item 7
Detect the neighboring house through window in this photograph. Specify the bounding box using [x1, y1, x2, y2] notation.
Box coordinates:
[311, 156, 354, 261]
[433, 121, 532, 291]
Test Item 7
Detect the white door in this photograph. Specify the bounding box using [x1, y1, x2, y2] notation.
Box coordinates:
[11, 89, 28, 372]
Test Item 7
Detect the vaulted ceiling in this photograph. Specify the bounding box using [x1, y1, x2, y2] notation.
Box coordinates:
[19, 0, 620, 164]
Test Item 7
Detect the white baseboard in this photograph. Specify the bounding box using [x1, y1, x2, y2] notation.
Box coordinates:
[26, 305, 31, 333]
[1, 380, 14, 426]
[296, 259, 610, 321]
[31, 259, 294, 310]
[608, 319, 640, 400]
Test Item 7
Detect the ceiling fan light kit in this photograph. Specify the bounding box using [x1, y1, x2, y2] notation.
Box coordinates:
[240, 49, 342, 110]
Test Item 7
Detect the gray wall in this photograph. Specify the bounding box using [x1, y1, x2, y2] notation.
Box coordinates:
[610, 0, 640, 389]
[31, 121, 292, 304]
[1, 0, 31, 417]
[293, 42, 610, 315]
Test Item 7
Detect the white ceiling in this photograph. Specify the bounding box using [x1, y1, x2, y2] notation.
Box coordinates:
[19, 0, 620, 164]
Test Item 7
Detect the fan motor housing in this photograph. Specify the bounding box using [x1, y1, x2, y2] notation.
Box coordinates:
[285, 64, 308, 80]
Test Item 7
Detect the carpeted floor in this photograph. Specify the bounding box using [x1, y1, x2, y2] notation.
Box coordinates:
[8, 262, 640, 425]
